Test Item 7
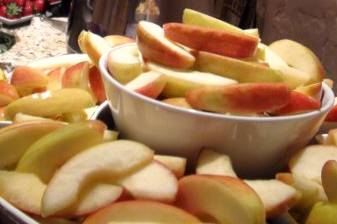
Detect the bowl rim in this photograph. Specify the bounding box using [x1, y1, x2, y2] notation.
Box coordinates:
[99, 43, 335, 123]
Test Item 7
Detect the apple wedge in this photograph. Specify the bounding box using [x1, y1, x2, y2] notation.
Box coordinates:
[0, 120, 65, 168]
[41, 140, 154, 217]
[13, 113, 52, 123]
[89, 66, 106, 103]
[154, 155, 187, 178]
[47, 67, 65, 91]
[117, 161, 178, 203]
[245, 180, 299, 218]
[4, 88, 95, 120]
[164, 23, 258, 58]
[147, 62, 237, 98]
[322, 160, 337, 204]
[83, 200, 201, 224]
[196, 51, 284, 83]
[16, 121, 105, 183]
[295, 82, 322, 101]
[107, 44, 142, 84]
[0, 81, 20, 106]
[62, 62, 90, 90]
[162, 97, 192, 109]
[176, 175, 265, 224]
[196, 149, 237, 177]
[137, 21, 195, 69]
[0, 171, 45, 215]
[104, 35, 134, 47]
[186, 83, 290, 114]
[125, 71, 166, 99]
[269, 39, 325, 83]
[305, 202, 337, 224]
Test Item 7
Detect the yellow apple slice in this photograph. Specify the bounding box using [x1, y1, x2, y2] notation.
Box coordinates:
[41, 140, 154, 217]
[29, 54, 89, 71]
[305, 202, 337, 224]
[16, 121, 105, 183]
[83, 200, 201, 224]
[269, 39, 325, 83]
[102, 130, 119, 142]
[322, 160, 337, 204]
[326, 129, 337, 146]
[176, 175, 265, 224]
[154, 155, 186, 178]
[162, 98, 192, 109]
[0, 120, 66, 168]
[147, 62, 237, 97]
[108, 44, 143, 84]
[4, 88, 95, 120]
[196, 149, 237, 177]
[104, 35, 134, 47]
[196, 51, 284, 83]
[13, 113, 52, 123]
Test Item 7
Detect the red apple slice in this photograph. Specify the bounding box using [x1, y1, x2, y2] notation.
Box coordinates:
[163, 23, 258, 58]
[186, 83, 290, 114]
[0, 81, 20, 107]
[89, 66, 106, 103]
[62, 62, 90, 90]
[137, 21, 195, 69]
[83, 200, 201, 224]
[47, 67, 65, 91]
[125, 71, 166, 99]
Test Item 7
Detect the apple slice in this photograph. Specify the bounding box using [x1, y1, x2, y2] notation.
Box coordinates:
[0, 81, 20, 107]
[13, 113, 52, 123]
[125, 71, 166, 99]
[325, 129, 337, 146]
[4, 88, 95, 120]
[326, 104, 337, 122]
[305, 202, 337, 224]
[196, 149, 237, 177]
[107, 44, 143, 84]
[176, 175, 265, 224]
[295, 82, 322, 101]
[162, 97, 192, 109]
[62, 61, 90, 90]
[0, 120, 65, 168]
[29, 54, 89, 71]
[289, 145, 337, 184]
[16, 121, 105, 183]
[117, 161, 178, 203]
[47, 67, 65, 91]
[154, 155, 186, 178]
[104, 35, 134, 47]
[41, 140, 154, 217]
[196, 51, 284, 83]
[147, 62, 237, 98]
[137, 21, 195, 69]
[164, 23, 258, 58]
[269, 39, 325, 83]
[83, 200, 201, 224]
[88, 66, 106, 103]
[11, 66, 49, 96]
[245, 180, 299, 218]
[186, 83, 290, 114]
[102, 130, 119, 142]
[322, 160, 337, 204]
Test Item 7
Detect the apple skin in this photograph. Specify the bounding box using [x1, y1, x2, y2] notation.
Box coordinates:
[137, 21, 195, 69]
[0, 81, 20, 107]
[321, 160, 337, 204]
[164, 23, 258, 58]
[89, 66, 106, 103]
[305, 202, 337, 224]
[186, 83, 290, 114]
[325, 104, 337, 122]
[47, 67, 65, 91]
[62, 62, 90, 91]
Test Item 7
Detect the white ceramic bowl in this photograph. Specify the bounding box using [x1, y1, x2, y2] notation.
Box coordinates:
[99, 43, 335, 178]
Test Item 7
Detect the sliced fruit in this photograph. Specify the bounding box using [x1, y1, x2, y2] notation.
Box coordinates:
[117, 161, 178, 202]
[196, 51, 284, 83]
[16, 121, 105, 183]
[29, 54, 89, 71]
[154, 155, 187, 178]
[0, 81, 20, 107]
[244, 28, 260, 38]
[62, 110, 88, 123]
[11, 66, 48, 96]
[147, 62, 237, 98]
[13, 113, 51, 123]
[322, 160, 337, 204]
[104, 35, 134, 47]
[4, 88, 95, 120]
[326, 104, 337, 122]
[186, 83, 290, 114]
[0, 171, 46, 215]
[62, 61, 90, 91]
[162, 97, 192, 109]
[125, 71, 166, 99]
[137, 21, 195, 69]
[196, 149, 237, 177]
[89, 66, 106, 103]
[83, 200, 201, 224]
[41, 140, 154, 217]
[176, 175, 265, 224]
[107, 44, 142, 84]
[102, 130, 119, 142]
[0, 120, 65, 168]
[164, 23, 258, 58]
[47, 67, 65, 91]
[294, 82, 322, 101]
[326, 129, 337, 146]
[269, 39, 325, 83]
[305, 202, 337, 224]
[245, 180, 299, 218]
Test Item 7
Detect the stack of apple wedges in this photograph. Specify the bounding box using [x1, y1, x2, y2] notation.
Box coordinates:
[105, 8, 330, 117]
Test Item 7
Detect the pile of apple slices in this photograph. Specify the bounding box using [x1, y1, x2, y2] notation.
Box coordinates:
[105, 8, 329, 116]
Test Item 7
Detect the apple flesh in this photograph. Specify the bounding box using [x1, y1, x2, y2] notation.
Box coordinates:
[147, 62, 237, 98]
[186, 83, 290, 114]
[137, 21, 195, 69]
[164, 23, 258, 58]
[0, 81, 20, 107]
[107, 44, 143, 84]
[62, 62, 90, 90]
[47, 67, 65, 91]
[162, 97, 192, 109]
[88, 66, 106, 103]
[326, 129, 337, 146]
[13, 113, 51, 123]
[83, 200, 201, 224]
[154, 155, 187, 178]
[4, 88, 95, 120]
[295, 82, 322, 101]
[104, 35, 134, 47]
[176, 175, 265, 224]
[196, 51, 284, 83]
[125, 71, 166, 99]
[11, 66, 48, 96]
[41, 140, 154, 217]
